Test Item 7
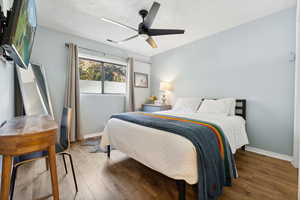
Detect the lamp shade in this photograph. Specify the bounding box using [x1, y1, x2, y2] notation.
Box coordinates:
[160, 82, 172, 91]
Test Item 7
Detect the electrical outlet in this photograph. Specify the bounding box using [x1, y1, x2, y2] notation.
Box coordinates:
[290, 52, 296, 63]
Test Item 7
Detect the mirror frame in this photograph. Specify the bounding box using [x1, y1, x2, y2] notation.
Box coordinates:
[16, 63, 54, 119]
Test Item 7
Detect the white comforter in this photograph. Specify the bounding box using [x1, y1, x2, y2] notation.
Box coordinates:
[100, 112, 249, 184]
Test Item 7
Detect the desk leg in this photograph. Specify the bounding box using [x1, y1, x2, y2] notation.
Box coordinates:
[1, 155, 12, 200]
[48, 145, 59, 200]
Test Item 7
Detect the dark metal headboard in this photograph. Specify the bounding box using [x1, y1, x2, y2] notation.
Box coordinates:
[202, 98, 246, 120]
[235, 99, 246, 120]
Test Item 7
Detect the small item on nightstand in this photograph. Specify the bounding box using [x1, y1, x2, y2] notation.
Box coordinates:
[161, 94, 167, 104]
[148, 96, 158, 104]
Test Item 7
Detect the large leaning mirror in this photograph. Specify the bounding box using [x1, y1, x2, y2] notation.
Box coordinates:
[16, 63, 54, 118]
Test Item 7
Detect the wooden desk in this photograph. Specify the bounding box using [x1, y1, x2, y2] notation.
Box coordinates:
[0, 115, 59, 200]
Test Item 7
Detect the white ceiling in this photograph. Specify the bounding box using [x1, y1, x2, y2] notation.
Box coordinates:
[37, 0, 296, 57]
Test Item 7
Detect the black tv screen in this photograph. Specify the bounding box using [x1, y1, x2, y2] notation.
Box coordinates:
[1, 0, 37, 69]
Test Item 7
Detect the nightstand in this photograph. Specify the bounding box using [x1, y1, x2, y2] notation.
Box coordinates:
[142, 104, 172, 112]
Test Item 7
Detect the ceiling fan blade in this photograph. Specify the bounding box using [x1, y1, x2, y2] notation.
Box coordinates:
[121, 34, 139, 42]
[107, 34, 139, 44]
[144, 2, 160, 28]
[101, 18, 138, 32]
[107, 39, 119, 44]
[146, 37, 158, 48]
[148, 29, 185, 36]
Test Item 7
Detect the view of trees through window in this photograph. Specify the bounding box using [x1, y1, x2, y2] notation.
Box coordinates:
[104, 63, 126, 82]
[79, 59, 102, 81]
[79, 58, 126, 94]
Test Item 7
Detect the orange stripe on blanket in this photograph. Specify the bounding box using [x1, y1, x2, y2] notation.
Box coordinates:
[139, 113, 225, 159]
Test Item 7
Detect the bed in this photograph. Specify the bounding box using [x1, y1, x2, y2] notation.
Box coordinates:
[100, 99, 249, 200]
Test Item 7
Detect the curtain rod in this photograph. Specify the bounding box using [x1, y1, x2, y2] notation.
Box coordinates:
[65, 43, 151, 65]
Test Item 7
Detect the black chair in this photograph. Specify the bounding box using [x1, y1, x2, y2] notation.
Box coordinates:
[10, 107, 78, 200]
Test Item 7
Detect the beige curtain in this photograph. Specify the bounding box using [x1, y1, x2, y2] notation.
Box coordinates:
[125, 58, 135, 112]
[65, 43, 81, 141]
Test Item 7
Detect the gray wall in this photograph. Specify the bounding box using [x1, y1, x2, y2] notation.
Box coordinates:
[0, 62, 14, 124]
[151, 8, 296, 155]
[0, 61, 15, 178]
[31, 26, 151, 136]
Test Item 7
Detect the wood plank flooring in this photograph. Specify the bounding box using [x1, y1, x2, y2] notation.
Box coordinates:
[12, 144, 298, 200]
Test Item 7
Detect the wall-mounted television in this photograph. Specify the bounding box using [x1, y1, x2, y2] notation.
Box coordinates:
[1, 0, 37, 69]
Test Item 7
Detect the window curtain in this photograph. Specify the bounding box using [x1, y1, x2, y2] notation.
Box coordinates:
[125, 57, 135, 112]
[65, 43, 81, 141]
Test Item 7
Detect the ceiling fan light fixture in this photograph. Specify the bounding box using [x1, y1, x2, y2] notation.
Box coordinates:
[139, 34, 149, 39]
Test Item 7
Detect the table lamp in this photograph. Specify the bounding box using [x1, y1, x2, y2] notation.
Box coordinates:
[160, 82, 172, 104]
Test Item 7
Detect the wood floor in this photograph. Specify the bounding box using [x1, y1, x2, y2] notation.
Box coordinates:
[12, 144, 298, 200]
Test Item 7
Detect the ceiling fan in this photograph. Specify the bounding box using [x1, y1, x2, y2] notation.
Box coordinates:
[101, 2, 185, 48]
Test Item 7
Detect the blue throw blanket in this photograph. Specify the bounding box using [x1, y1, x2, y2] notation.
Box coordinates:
[111, 112, 237, 200]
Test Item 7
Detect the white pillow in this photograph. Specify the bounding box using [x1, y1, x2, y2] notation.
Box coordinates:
[172, 97, 202, 113]
[220, 98, 236, 116]
[197, 99, 230, 115]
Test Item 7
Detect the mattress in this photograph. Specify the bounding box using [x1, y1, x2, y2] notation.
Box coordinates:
[100, 112, 249, 184]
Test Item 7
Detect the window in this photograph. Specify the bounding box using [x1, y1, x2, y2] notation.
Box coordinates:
[79, 58, 126, 94]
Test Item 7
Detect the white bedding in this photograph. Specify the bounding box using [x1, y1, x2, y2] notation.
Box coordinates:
[100, 111, 249, 184]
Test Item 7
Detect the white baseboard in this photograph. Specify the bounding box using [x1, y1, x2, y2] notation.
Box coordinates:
[245, 146, 293, 162]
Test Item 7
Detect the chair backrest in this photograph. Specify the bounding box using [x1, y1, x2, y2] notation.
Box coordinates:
[60, 107, 72, 151]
